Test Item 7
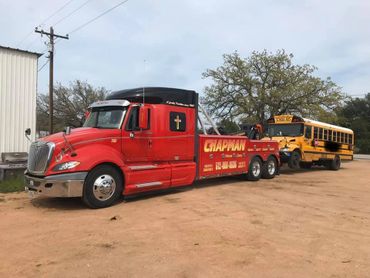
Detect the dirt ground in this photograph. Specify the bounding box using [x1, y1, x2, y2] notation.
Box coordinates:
[1, 160, 370, 278]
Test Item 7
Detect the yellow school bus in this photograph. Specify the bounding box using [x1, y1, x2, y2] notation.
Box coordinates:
[265, 115, 354, 170]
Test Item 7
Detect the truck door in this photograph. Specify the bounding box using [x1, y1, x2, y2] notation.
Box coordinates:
[122, 105, 151, 162]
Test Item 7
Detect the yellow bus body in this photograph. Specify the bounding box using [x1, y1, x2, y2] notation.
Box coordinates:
[264, 115, 354, 169]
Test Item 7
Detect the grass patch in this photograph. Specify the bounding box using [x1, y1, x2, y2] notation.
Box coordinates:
[0, 177, 24, 193]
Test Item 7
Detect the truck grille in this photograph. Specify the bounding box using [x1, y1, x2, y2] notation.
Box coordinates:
[27, 141, 55, 175]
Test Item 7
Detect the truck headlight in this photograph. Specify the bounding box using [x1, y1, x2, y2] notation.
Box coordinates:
[281, 148, 290, 152]
[53, 161, 80, 171]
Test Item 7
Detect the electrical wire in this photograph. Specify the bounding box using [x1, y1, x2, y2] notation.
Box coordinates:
[16, 0, 76, 47]
[39, 0, 77, 27]
[16, 30, 35, 47]
[53, 0, 94, 26]
[68, 0, 130, 35]
[38, 59, 50, 72]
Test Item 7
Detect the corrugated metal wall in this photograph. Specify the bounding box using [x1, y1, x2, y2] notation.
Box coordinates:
[0, 48, 38, 154]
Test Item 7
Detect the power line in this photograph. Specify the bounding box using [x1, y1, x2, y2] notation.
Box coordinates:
[16, 0, 75, 47]
[68, 0, 130, 35]
[16, 30, 35, 47]
[39, 0, 77, 27]
[53, 0, 94, 26]
[38, 59, 50, 72]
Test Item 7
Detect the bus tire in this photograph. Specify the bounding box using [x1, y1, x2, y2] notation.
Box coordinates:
[299, 162, 312, 169]
[288, 151, 301, 169]
[247, 157, 262, 181]
[83, 165, 123, 209]
[262, 156, 278, 179]
[326, 155, 341, 171]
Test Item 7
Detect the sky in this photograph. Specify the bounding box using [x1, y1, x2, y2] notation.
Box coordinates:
[1, 0, 370, 97]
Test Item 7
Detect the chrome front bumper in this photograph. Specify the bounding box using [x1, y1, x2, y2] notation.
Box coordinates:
[24, 172, 88, 197]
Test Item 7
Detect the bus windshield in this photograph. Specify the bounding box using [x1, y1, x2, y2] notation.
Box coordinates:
[267, 124, 304, 137]
[84, 106, 127, 129]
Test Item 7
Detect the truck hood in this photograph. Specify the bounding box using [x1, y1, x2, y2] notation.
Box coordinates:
[40, 127, 121, 147]
[262, 136, 299, 149]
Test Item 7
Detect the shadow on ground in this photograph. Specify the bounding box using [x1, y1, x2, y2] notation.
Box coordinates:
[31, 197, 87, 210]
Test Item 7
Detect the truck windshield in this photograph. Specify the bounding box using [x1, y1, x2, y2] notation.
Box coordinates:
[267, 124, 304, 137]
[83, 106, 127, 129]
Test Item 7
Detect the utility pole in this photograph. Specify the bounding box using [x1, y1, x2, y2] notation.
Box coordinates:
[35, 27, 68, 134]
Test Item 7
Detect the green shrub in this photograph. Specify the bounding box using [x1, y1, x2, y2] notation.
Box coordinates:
[0, 177, 24, 193]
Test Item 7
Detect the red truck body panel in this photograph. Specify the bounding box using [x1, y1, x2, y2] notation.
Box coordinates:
[28, 88, 280, 204]
[198, 135, 279, 179]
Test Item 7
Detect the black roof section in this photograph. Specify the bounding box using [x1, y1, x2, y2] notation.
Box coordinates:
[0, 45, 43, 57]
[106, 87, 197, 108]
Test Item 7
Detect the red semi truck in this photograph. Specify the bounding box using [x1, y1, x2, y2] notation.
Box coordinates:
[25, 87, 280, 208]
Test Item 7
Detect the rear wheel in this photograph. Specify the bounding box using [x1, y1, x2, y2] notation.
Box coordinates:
[83, 165, 123, 209]
[288, 151, 301, 169]
[326, 155, 341, 171]
[262, 156, 278, 179]
[247, 157, 262, 181]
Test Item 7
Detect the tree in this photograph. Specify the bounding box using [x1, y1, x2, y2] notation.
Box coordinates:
[217, 118, 240, 134]
[337, 94, 370, 154]
[37, 80, 109, 132]
[202, 49, 344, 124]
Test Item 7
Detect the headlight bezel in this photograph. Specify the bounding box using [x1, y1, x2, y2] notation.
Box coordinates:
[52, 161, 80, 172]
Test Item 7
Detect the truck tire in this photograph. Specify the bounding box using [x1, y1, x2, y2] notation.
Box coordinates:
[288, 151, 301, 169]
[82, 165, 123, 208]
[299, 162, 312, 169]
[326, 155, 341, 171]
[262, 156, 278, 179]
[247, 157, 262, 181]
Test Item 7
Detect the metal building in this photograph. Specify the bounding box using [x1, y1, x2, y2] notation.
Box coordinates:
[0, 45, 41, 155]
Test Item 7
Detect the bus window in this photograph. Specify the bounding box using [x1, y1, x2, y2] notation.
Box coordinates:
[349, 134, 353, 144]
[319, 128, 323, 140]
[323, 129, 328, 141]
[314, 127, 318, 139]
[305, 126, 312, 139]
[333, 131, 337, 142]
[340, 133, 344, 143]
[329, 130, 332, 141]
[345, 133, 348, 144]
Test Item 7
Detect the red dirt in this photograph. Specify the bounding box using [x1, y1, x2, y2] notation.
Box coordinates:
[1, 160, 370, 277]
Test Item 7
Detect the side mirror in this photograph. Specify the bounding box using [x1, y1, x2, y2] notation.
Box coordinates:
[139, 106, 149, 130]
[25, 128, 32, 142]
[64, 126, 72, 135]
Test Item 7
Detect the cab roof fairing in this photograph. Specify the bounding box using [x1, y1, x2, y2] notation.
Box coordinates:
[89, 99, 130, 108]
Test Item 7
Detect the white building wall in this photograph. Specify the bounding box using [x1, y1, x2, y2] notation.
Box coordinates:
[0, 47, 38, 154]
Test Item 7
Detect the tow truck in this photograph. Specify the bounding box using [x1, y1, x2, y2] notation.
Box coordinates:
[25, 87, 280, 208]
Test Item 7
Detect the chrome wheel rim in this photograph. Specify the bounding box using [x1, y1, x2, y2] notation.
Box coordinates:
[252, 161, 261, 177]
[267, 160, 275, 175]
[93, 174, 116, 201]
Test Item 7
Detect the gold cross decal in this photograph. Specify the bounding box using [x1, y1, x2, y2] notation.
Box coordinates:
[174, 115, 182, 130]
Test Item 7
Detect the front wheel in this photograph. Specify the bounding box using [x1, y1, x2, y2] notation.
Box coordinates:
[262, 156, 278, 179]
[288, 151, 301, 169]
[247, 157, 262, 181]
[83, 165, 123, 208]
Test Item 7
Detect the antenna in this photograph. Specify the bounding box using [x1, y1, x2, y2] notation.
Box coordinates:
[142, 86, 145, 105]
[143, 59, 147, 105]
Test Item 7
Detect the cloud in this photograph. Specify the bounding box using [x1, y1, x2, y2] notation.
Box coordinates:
[1, 0, 369, 96]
